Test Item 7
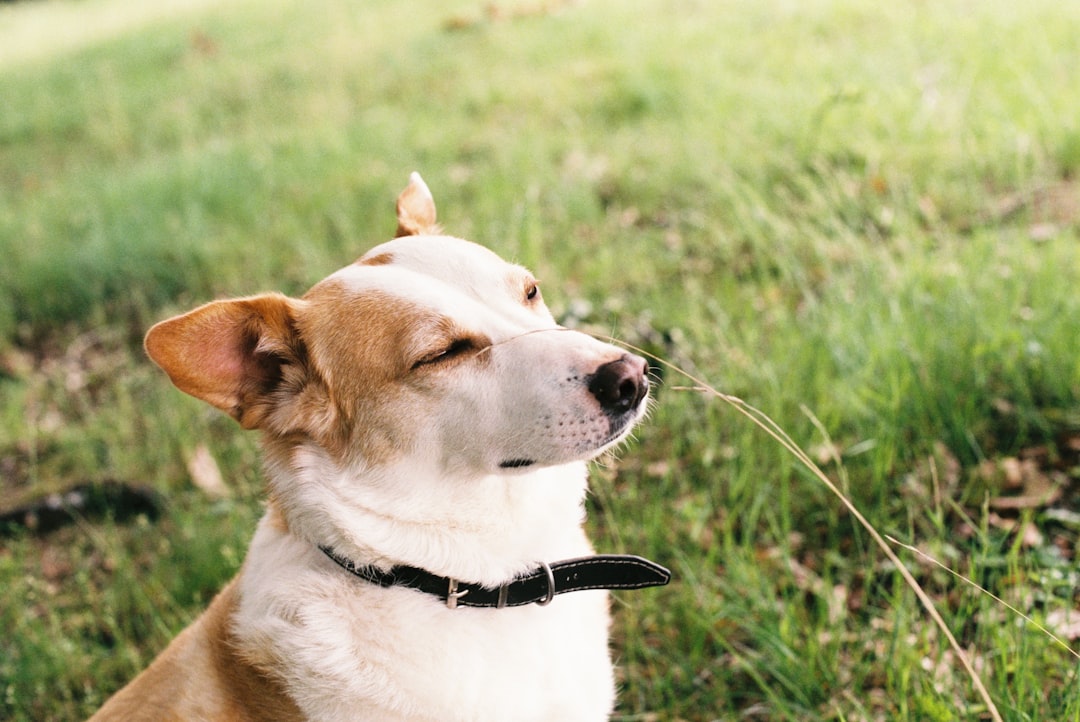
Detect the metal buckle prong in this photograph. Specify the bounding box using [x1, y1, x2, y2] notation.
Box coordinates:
[446, 578, 469, 610]
[535, 561, 555, 606]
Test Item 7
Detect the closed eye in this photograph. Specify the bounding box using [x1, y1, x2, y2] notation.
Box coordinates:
[412, 338, 477, 369]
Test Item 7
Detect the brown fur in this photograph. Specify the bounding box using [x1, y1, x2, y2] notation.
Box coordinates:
[88, 578, 303, 722]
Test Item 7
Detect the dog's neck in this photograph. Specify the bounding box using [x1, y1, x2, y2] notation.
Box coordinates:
[264, 443, 595, 587]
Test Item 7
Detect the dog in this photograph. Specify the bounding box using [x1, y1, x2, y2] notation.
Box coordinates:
[89, 173, 668, 722]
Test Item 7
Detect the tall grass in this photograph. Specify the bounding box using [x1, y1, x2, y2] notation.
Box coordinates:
[2, 0, 1079, 719]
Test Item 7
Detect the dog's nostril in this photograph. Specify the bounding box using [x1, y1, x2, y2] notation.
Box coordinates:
[588, 356, 648, 413]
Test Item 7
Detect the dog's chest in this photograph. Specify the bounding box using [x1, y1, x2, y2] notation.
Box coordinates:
[235, 537, 616, 721]
[359, 589, 615, 720]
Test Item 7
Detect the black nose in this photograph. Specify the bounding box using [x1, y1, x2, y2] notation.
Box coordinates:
[588, 355, 649, 414]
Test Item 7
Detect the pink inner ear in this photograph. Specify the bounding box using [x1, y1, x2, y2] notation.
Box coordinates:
[205, 324, 256, 393]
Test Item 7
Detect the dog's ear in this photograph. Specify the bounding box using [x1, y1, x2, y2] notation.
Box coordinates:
[145, 294, 306, 429]
[395, 171, 440, 237]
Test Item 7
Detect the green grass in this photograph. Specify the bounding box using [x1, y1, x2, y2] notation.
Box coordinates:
[2, 0, 1080, 719]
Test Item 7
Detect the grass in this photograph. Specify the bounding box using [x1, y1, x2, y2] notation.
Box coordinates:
[2, 0, 1079, 719]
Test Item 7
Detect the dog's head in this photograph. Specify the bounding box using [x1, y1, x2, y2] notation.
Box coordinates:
[145, 174, 649, 480]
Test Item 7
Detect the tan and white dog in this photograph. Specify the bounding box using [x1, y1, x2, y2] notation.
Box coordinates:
[89, 174, 667, 722]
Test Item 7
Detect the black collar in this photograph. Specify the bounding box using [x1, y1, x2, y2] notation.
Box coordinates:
[319, 545, 670, 610]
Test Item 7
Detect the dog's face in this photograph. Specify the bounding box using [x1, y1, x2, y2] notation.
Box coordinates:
[302, 235, 648, 476]
[145, 175, 649, 481]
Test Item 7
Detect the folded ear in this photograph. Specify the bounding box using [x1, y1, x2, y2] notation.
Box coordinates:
[395, 171, 440, 237]
[144, 293, 305, 429]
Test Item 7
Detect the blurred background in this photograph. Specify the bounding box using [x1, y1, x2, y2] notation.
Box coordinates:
[1, 0, 1079, 719]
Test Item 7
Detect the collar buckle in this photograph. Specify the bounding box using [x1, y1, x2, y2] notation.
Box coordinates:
[446, 578, 469, 609]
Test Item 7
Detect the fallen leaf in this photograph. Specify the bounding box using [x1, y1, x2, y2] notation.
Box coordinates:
[185, 444, 229, 499]
[1018, 521, 1044, 548]
[988, 486, 1062, 510]
[1045, 609, 1080, 641]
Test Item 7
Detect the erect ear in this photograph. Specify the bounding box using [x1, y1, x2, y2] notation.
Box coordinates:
[394, 171, 440, 237]
[144, 293, 305, 429]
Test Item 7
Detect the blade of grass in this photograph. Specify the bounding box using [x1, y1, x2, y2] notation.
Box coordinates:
[884, 534, 1080, 662]
[619, 344, 1004, 721]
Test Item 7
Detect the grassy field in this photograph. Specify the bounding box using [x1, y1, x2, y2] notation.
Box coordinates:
[2, 0, 1079, 719]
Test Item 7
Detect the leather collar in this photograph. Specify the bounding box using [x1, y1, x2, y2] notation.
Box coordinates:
[319, 545, 670, 610]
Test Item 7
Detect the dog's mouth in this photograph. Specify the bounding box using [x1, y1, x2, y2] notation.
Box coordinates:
[499, 458, 536, 469]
